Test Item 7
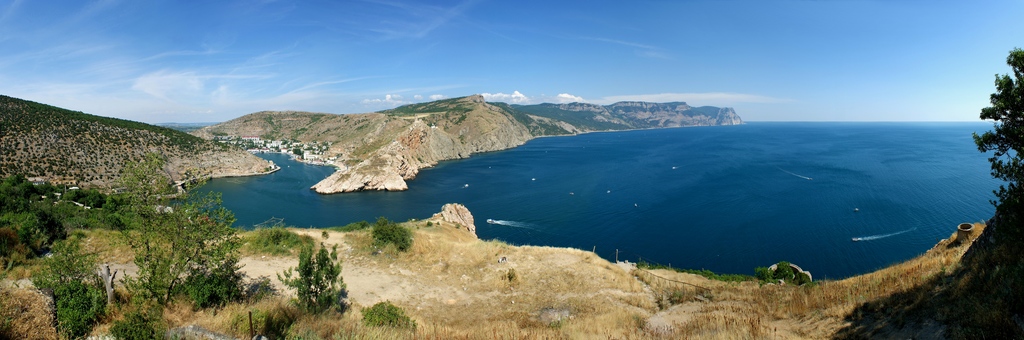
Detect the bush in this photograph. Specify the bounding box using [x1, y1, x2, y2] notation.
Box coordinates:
[110, 307, 164, 340]
[328, 220, 371, 232]
[755, 261, 812, 285]
[773, 261, 795, 281]
[362, 301, 415, 329]
[182, 257, 244, 309]
[754, 266, 773, 282]
[54, 281, 106, 339]
[244, 226, 313, 256]
[371, 217, 412, 252]
[278, 243, 346, 314]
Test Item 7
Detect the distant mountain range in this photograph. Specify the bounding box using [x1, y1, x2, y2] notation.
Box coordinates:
[0, 95, 272, 188]
[509, 101, 742, 134]
[194, 95, 743, 194]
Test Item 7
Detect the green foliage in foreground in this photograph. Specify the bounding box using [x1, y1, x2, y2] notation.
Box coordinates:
[182, 257, 245, 309]
[110, 307, 165, 340]
[32, 237, 106, 338]
[54, 281, 106, 339]
[362, 301, 416, 329]
[278, 243, 346, 314]
[371, 217, 412, 252]
[636, 261, 755, 283]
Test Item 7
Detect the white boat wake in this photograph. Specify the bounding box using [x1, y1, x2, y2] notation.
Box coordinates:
[486, 219, 538, 230]
[777, 167, 813, 180]
[852, 228, 917, 242]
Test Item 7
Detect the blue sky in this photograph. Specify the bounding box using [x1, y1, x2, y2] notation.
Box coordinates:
[0, 0, 1020, 123]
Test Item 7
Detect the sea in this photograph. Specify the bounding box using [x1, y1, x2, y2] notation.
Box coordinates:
[197, 122, 1003, 279]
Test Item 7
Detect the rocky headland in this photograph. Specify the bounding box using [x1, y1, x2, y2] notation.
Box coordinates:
[193, 95, 743, 194]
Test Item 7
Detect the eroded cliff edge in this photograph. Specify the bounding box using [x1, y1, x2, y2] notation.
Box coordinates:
[193, 95, 743, 194]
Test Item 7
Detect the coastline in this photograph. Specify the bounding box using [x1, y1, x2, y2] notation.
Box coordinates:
[175, 164, 281, 192]
[315, 123, 744, 194]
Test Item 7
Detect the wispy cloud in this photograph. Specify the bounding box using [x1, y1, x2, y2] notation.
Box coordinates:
[131, 70, 272, 102]
[597, 92, 792, 105]
[578, 36, 671, 60]
[69, 0, 120, 24]
[0, 0, 23, 25]
[285, 77, 379, 95]
[359, 0, 481, 39]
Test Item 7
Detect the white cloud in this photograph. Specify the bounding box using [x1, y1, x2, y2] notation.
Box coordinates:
[597, 92, 792, 105]
[555, 93, 586, 103]
[429, 94, 446, 100]
[360, 94, 408, 107]
[481, 90, 529, 104]
[413, 94, 423, 100]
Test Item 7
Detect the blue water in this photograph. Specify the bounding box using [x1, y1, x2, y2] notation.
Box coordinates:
[197, 122, 1002, 279]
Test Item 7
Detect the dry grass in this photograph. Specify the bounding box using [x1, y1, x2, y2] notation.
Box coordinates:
[627, 223, 986, 339]
[0, 286, 58, 340]
[78, 228, 134, 264]
[336, 220, 657, 337]
[1, 221, 985, 339]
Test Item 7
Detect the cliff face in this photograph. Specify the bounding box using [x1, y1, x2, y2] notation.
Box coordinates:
[307, 95, 532, 193]
[196, 95, 742, 194]
[0, 95, 272, 188]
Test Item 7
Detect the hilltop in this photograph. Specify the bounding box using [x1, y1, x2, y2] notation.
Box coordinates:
[193, 95, 743, 194]
[0, 95, 273, 188]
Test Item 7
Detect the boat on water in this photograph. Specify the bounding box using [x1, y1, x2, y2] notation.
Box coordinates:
[852, 237, 862, 242]
[486, 219, 496, 224]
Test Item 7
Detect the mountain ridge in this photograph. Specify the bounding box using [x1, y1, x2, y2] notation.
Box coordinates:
[0, 95, 274, 189]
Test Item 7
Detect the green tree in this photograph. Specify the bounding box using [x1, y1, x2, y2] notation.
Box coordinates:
[974, 48, 1024, 246]
[117, 153, 241, 305]
[278, 242, 346, 314]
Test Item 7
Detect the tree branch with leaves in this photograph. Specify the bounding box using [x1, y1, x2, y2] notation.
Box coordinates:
[974, 48, 1024, 246]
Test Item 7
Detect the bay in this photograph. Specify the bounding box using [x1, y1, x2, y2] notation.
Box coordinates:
[197, 122, 1002, 279]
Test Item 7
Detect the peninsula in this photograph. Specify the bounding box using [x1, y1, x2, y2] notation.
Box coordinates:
[192, 95, 743, 194]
